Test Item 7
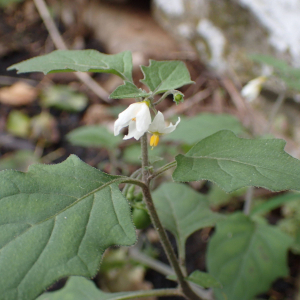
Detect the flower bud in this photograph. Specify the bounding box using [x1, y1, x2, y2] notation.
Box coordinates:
[173, 92, 184, 105]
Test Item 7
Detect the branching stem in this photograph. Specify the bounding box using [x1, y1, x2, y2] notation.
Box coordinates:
[148, 160, 177, 181]
[139, 135, 202, 300]
[153, 90, 178, 106]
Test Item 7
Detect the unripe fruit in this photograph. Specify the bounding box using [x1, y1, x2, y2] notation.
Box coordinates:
[132, 208, 151, 229]
[173, 92, 184, 104]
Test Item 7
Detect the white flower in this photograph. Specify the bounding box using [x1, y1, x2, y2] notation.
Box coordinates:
[114, 101, 151, 140]
[148, 111, 180, 147]
[241, 76, 267, 102]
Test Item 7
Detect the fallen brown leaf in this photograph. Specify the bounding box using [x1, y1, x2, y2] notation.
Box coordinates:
[0, 82, 37, 106]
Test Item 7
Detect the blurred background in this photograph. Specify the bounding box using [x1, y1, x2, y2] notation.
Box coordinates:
[2, 0, 300, 299]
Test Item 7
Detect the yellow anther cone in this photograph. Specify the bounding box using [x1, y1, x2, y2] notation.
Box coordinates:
[150, 134, 160, 148]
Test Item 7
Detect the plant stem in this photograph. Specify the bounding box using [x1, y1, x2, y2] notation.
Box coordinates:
[122, 168, 142, 196]
[110, 288, 183, 299]
[153, 90, 177, 106]
[129, 247, 174, 276]
[148, 160, 177, 181]
[141, 134, 149, 182]
[140, 135, 202, 300]
[129, 247, 213, 300]
[243, 186, 254, 215]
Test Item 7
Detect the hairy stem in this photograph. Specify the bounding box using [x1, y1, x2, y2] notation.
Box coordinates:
[141, 134, 149, 182]
[140, 135, 202, 300]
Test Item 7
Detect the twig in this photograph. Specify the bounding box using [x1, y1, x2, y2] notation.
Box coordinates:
[33, 0, 110, 102]
[221, 78, 248, 115]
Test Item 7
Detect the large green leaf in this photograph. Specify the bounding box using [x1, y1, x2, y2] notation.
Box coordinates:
[110, 81, 151, 99]
[165, 113, 245, 145]
[140, 60, 193, 94]
[67, 125, 122, 149]
[37, 276, 176, 300]
[8, 50, 133, 81]
[207, 213, 292, 300]
[173, 130, 300, 192]
[0, 155, 136, 300]
[152, 182, 223, 257]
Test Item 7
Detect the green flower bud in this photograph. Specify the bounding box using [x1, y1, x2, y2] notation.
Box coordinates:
[173, 92, 184, 105]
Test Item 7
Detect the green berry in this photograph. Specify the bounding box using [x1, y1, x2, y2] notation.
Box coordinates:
[132, 208, 151, 229]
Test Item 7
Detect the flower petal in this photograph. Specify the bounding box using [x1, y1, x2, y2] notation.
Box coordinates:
[114, 102, 144, 136]
[241, 76, 266, 102]
[123, 120, 138, 140]
[136, 103, 151, 134]
[161, 117, 180, 134]
[124, 120, 146, 140]
[148, 111, 165, 133]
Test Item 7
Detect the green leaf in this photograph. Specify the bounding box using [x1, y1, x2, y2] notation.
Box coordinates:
[207, 213, 292, 300]
[8, 50, 133, 81]
[185, 270, 222, 289]
[67, 125, 122, 149]
[110, 81, 151, 99]
[37, 276, 165, 300]
[0, 155, 136, 300]
[152, 182, 223, 257]
[165, 113, 245, 145]
[251, 193, 300, 216]
[41, 85, 88, 112]
[173, 130, 300, 193]
[140, 60, 193, 94]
